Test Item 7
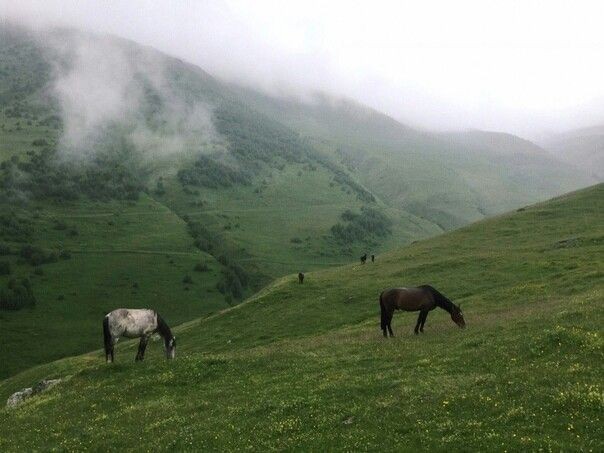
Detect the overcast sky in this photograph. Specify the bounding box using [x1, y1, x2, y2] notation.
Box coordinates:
[3, 0, 604, 139]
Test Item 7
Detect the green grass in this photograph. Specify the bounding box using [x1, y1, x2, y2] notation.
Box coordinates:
[0, 184, 601, 451]
[165, 163, 438, 276]
[0, 194, 227, 378]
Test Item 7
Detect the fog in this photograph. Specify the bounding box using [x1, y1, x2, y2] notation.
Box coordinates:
[42, 30, 216, 162]
[3, 0, 604, 140]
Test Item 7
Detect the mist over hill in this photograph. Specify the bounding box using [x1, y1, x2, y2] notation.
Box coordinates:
[544, 125, 604, 181]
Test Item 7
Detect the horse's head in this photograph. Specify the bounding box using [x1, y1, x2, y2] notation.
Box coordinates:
[165, 336, 176, 359]
[451, 304, 466, 329]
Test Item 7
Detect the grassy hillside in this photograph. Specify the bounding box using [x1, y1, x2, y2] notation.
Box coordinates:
[0, 194, 228, 378]
[234, 88, 595, 229]
[1, 184, 601, 451]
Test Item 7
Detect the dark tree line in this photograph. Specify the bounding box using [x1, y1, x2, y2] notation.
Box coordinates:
[0, 278, 36, 311]
[0, 136, 148, 203]
[186, 218, 266, 301]
[177, 154, 251, 189]
[331, 207, 392, 244]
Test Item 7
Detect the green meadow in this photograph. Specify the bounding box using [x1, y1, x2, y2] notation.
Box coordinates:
[1, 184, 601, 451]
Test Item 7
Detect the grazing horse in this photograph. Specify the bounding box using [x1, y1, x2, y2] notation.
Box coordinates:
[103, 308, 176, 363]
[360, 254, 367, 264]
[379, 285, 465, 337]
[298, 272, 305, 284]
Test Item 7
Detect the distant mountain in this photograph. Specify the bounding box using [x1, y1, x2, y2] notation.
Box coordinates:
[234, 87, 595, 229]
[544, 126, 604, 180]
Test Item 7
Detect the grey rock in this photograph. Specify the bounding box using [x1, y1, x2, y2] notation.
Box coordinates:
[6, 378, 62, 408]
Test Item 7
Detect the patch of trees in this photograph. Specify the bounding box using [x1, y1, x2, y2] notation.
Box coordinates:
[19, 245, 58, 266]
[330, 207, 392, 244]
[0, 212, 33, 242]
[177, 154, 251, 189]
[214, 102, 309, 167]
[0, 136, 148, 202]
[194, 262, 209, 272]
[311, 153, 375, 203]
[186, 218, 266, 300]
[0, 261, 10, 275]
[0, 278, 36, 311]
[215, 256, 248, 300]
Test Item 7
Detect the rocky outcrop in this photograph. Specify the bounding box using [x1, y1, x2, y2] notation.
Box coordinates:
[6, 379, 62, 408]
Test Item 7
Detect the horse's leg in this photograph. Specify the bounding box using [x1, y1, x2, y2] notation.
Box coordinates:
[135, 336, 148, 362]
[140, 336, 149, 361]
[108, 339, 115, 363]
[387, 309, 395, 337]
[414, 311, 423, 335]
[420, 310, 429, 333]
[106, 342, 114, 363]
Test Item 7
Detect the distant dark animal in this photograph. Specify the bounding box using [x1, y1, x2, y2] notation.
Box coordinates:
[298, 272, 305, 284]
[103, 308, 176, 363]
[371, 254, 375, 263]
[379, 285, 465, 337]
[360, 254, 367, 264]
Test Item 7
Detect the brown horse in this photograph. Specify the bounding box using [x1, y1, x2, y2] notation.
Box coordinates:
[379, 285, 465, 337]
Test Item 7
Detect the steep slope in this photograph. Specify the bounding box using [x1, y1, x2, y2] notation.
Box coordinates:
[1, 184, 601, 451]
[545, 125, 604, 180]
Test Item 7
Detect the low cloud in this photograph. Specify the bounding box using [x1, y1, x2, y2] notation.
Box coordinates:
[3, 1, 604, 140]
[41, 30, 217, 162]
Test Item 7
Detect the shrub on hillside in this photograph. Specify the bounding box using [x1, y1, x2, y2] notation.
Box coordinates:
[59, 250, 71, 260]
[194, 262, 209, 272]
[19, 245, 58, 266]
[0, 278, 36, 310]
[177, 154, 251, 189]
[0, 261, 11, 275]
[53, 220, 67, 230]
[331, 207, 392, 244]
[32, 139, 48, 147]
[0, 213, 33, 242]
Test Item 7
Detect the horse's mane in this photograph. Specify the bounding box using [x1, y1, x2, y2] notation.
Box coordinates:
[419, 285, 456, 313]
[156, 313, 173, 341]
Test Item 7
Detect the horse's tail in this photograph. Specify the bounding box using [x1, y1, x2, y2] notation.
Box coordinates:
[103, 314, 111, 354]
[379, 291, 387, 331]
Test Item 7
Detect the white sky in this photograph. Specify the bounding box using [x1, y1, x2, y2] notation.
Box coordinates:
[2, 0, 604, 138]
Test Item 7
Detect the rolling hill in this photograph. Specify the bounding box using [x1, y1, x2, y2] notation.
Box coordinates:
[232, 88, 596, 229]
[0, 23, 596, 379]
[545, 125, 604, 180]
[0, 183, 602, 451]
